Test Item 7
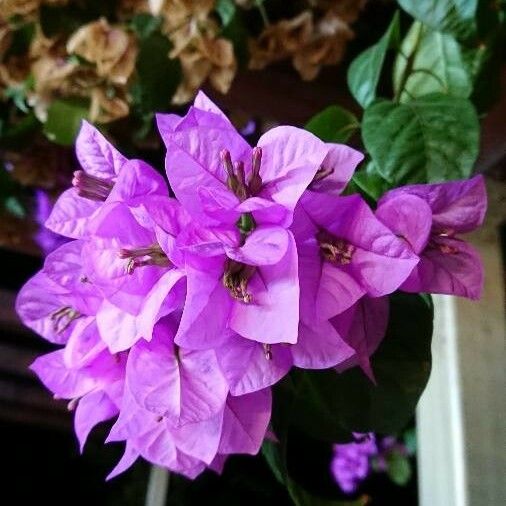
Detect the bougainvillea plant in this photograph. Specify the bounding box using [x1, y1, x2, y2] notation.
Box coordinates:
[11, 0, 504, 504]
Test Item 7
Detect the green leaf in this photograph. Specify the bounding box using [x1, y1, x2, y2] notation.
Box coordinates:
[352, 161, 390, 201]
[394, 22, 472, 101]
[305, 106, 359, 143]
[134, 32, 181, 113]
[43, 98, 89, 145]
[261, 440, 285, 485]
[130, 13, 162, 39]
[262, 440, 363, 506]
[347, 12, 401, 108]
[362, 94, 479, 185]
[288, 293, 433, 437]
[5, 196, 25, 218]
[216, 0, 237, 27]
[221, 9, 249, 65]
[386, 452, 412, 486]
[397, 0, 477, 39]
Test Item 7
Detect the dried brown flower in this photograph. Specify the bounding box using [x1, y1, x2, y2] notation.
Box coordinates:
[310, 0, 367, 23]
[249, 6, 357, 80]
[0, 22, 12, 61]
[0, 0, 40, 19]
[4, 136, 74, 189]
[173, 35, 236, 104]
[66, 18, 137, 85]
[89, 85, 129, 123]
[293, 11, 354, 81]
[248, 11, 313, 70]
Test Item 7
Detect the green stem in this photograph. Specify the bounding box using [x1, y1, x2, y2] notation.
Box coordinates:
[255, 0, 269, 26]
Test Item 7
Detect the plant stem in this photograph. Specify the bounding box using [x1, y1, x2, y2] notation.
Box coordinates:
[255, 0, 269, 26]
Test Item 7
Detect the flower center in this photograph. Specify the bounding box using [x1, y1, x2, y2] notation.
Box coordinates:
[50, 306, 81, 333]
[317, 231, 355, 265]
[310, 166, 335, 187]
[430, 229, 459, 254]
[118, 243, 171, 274]
[222, 258, 256, 303]
[220, 146, 263, 201]
[263, 343, 273, 360]
[72, 170, 114, 201]
[429, 239, 459, 255]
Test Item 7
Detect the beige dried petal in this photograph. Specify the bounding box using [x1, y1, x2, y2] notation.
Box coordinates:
[209, 63, 235, 94]
[148, 0, 164, 15]
[67, 19, 137, 85]
[292, 12, 353, 80]
[89, 86, 129, 123]
[1, 0, 40, 18]
[29, 26, 59, 59]
[32, 55, 78, 93]
[173, 35, 236, 104]
[234, 0, 255, 8]
[248, 11, 313, 70]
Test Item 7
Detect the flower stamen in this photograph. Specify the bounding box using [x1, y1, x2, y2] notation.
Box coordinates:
[317, 231, 355, 265]
[50, 306, 81, 333]
[223, 259, 255, 303]
[438, 243, 459, 255]
[248, 147, 263, 195]
[72, 170, 114, 201]
[263, 343, 273, 360]
[310, 166, 334, 186]
[118, 243, 171, 274]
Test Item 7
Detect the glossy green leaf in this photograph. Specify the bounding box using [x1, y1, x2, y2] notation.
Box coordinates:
[352, 161, 390, 201]
[305, 106, 359, 143]
[262, 440, 363, 506]
[394, 22, 472, 101]
[347, 12, 401, 108]
[362, 94, 479, 184]
[134, 32, 181, 113]
[285, 294, 433, 438]
[5, 196, 26, 218]
[130, 13, 162, 39]
[262, 440, 286, 485]
[43, 98, 89, 145]
[221, 9, 249, 64]
[216, 0, 237, 27]
[397, 0, 477, 39]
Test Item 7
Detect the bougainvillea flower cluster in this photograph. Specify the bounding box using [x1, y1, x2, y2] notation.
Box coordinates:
[16, 92, 486, 478]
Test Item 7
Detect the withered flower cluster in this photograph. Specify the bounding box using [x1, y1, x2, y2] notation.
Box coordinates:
[0, 0, 365, 127]
[249, 1, 366, 80]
